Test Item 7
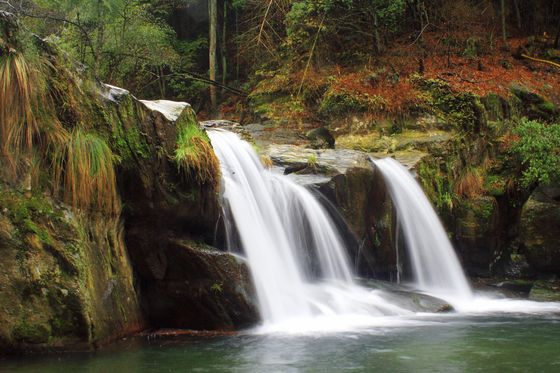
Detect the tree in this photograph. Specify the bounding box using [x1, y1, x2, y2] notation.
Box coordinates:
[209, 0, 218, 114]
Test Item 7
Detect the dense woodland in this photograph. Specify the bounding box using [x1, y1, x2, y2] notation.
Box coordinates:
[1, 1, 558, 106]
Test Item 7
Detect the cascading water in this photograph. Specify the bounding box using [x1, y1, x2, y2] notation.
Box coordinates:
[209, 130, 560, 331]
[208, 130, 410, 330]
[372, 157, 473, 301]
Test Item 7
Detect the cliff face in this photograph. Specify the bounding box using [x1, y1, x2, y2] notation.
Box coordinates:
[0, 187, 144, 352]
[0, 12, 257, 354]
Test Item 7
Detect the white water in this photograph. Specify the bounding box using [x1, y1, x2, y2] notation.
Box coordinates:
[209, 130, 560, 332]
[209, 130, 412, 329]
[373, 157, 560, 315]
[373, 157, 473, 301]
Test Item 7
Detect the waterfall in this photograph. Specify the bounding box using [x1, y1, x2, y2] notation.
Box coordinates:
[372, 157, 473, 300]
[209, 130, 410, 329]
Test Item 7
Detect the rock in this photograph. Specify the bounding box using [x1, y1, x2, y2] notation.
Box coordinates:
[529, 281, 560, 302]
[263, 144, 397, 279]
[101, 89, 243, 330]
[453, 196, 500, 276]
[359, 279, 454, 313]
[511, 84, 559, 121]
[0, 188, 144, 353]
[306, 127, 335, 149]
[200, 119, 239, 128]
[143, 240, 258, 330]
[520, 186, 560, 273]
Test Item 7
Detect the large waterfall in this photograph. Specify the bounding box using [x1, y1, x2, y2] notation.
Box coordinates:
[208, 130, 410, 330]
[373, 158, 473, 300]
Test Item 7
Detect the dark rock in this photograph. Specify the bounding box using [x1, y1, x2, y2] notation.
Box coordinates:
[144, 240, 258, 330]
[453, 196, 500, 276]
[511, 84, 559, 121]
[519, 186, 560, 274]
[359, 279, 454, 313]
[306, 127, 335, 149]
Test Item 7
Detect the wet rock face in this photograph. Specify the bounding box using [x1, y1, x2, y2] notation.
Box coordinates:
[262, 144, 399, 279]
[453, 196, 501, 276]
[520, 186, 560, 274]
[0, 188, 144, 353]
[143, 240, 258, 330]
[104, 93, 260, 330]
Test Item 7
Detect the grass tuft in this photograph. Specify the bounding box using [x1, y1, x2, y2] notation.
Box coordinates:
[0, 52, 41, 171]
[455, 167, 485, 198]
[174, 109, 220, 186]
[54, 128, 120, 214]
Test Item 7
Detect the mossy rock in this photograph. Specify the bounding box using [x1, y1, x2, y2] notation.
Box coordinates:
[0, 186, 143, 352]
[520, 186, 560, 273]
[510, 84, 559, 122]
[306, 127, 335, 149]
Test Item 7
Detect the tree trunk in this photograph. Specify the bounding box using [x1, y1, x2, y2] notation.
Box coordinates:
[513, 0, 522, 30]
[95, 0, 105, 75]
[373, 12, 382, 54]
[221, 1, 228, 92]
[235, 7, 240, 82]
[501, 0, 508, 45]
[209, 0, 218, 115]
[555, 16, 560, 49]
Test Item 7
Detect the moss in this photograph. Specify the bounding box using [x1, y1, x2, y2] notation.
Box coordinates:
[510, 84, 559, 122]
[107, 96, 151, 166]
[412, 74, 485, 133]
[485, 174, 507, 196]
[175, 108, 220, 187]
[319, 89, 385, 117]
[460, 197, 496, 221]
[12, 320, 51, 344]
[416, 159, 456, 212]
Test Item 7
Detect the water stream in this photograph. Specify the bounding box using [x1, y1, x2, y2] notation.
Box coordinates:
[372, 157, 473, 301]
[209, 130, 560, 331]
[208, 130, 411, 331]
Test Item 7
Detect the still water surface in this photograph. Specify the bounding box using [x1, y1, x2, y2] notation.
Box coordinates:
[2, 314, 559, 372]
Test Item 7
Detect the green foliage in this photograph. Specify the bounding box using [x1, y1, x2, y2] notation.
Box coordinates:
[285, 0, 405, 59]
[511, 119, 560, 188]
[31, 0, 179, 95]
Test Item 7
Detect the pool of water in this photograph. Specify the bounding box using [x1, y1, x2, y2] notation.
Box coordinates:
[2, 314, 560, 372]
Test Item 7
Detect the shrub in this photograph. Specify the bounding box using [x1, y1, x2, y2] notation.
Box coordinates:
[511, 119, 560, 188]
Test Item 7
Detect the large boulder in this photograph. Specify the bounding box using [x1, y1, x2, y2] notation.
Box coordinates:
[0, 187, 144, 353]
[520, 186, 560, 274]
[100, 88, 259, 329]
[143, 240, 257, 330]
[453, 196, 501, 275]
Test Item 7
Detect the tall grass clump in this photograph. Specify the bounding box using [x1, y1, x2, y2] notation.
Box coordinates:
[174, 109, 220, 186]
[455, 167, 485, 198]
[55, 128, 120, 214]
[0, 52, 41, 170]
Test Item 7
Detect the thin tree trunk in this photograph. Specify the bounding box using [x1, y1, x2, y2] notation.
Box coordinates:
[209, 0, 218, 114]
[513, 0, 522, 30]
[373, 12, 382, 54]
[501, 0, 508, 45]
[235, 8, 240, 82]
[555, 17, 560, 49]
[95, 0, 105, 75]
[221, 1, 228, 92]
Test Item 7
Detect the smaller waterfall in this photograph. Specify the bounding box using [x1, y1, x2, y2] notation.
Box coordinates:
[373, 158, 473, 300]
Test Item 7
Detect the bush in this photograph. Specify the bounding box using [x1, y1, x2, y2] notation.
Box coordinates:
[512, 119, 560, 188]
